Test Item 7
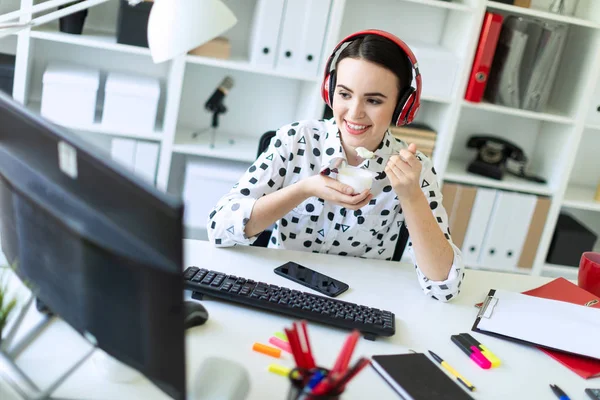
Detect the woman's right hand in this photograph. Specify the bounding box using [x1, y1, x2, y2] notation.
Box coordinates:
[298, 174, 372, 211]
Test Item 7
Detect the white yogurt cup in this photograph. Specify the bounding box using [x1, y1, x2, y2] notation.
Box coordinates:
[337, 166, 377, 194]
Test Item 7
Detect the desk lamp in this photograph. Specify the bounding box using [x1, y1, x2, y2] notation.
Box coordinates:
[0, 0, 238, 64]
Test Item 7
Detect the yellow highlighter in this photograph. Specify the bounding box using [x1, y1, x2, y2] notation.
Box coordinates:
[429, 350, 476, 392]
[461, 333, 501, 368]
[268, 363, 291, 377]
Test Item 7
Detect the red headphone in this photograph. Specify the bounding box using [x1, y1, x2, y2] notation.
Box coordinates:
[321, 29, 422, 126]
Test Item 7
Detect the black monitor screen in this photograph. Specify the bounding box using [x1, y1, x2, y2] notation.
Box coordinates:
[0, 91, 186, 400]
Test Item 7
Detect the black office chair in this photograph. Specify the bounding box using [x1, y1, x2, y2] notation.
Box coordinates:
[251, 130, 409, 261]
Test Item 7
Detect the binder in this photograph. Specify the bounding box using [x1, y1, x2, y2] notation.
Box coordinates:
[461, 187, 497, 266]
[464, 12, 503, 103]
[472, 289, 600, 360]
[523, 278, 600, 379]
[134, 141, 160, 185]
[499, 192, 537, 268]
[274, 0, 309, 73]
[297, 0, 332, 77]
[248, 0, 286, 68]
[479, 191, 536, 269]
[518, 196, 551, 268]
[478, 190, 513, 268]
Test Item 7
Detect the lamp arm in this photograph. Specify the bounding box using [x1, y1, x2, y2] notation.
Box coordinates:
[0, 0, 144, 32]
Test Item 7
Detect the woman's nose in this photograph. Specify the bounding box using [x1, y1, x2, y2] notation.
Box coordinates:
[348, 100, 365, 119]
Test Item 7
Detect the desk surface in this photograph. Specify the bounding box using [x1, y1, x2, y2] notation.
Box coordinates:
[0, 240, 595, 400]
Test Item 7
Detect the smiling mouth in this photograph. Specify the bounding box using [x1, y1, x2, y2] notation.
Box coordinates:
[344, 120, 370, 135]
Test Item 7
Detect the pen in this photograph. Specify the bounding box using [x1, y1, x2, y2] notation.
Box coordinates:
[460, 333, 501, 368]
[428, 350, 476, 392]
[451, 334, 492, 369]
[550, 384, 571, 400]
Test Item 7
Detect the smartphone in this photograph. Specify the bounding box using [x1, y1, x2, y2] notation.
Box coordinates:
[274, 261, 349, 298]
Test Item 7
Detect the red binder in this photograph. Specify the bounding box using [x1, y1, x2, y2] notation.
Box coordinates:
[523, 278, 600, 379]
[464, 12, 504, 102]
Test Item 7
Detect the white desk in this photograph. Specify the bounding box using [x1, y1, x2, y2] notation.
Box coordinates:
[0, 239, 596, 400]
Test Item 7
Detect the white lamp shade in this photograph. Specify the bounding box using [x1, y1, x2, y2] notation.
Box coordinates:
[147, 0, 237, 64]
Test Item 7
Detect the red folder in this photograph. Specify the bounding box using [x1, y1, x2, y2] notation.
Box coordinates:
[523, 278, 600, 379]
[464, 12, 503, 102]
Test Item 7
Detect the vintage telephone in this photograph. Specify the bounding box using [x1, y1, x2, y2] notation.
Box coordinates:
[466, 135, 546, 183]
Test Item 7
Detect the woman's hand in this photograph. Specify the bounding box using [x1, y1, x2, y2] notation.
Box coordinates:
[385, 143, 423, 202]
[299, 174, 372, 211]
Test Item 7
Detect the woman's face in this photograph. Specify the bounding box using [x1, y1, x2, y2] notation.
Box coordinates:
[333, 57, 400, 154]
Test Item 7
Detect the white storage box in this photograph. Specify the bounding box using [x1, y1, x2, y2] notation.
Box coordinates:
[41, 62, 100, 126]
[183, 159, 248, 229]
[102, 72, 161, 133]
[407, 42, 459, 101]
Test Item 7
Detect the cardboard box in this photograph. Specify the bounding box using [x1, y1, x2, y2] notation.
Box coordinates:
[188, 37, 231, 59]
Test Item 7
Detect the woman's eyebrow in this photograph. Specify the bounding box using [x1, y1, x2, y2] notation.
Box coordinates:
[337, 84, 387, 98]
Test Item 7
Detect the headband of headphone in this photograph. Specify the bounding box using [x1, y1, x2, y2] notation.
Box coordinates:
[321, 29, 422, 126]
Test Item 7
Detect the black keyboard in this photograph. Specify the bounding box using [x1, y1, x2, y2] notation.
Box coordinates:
[183, 266, 395, 340]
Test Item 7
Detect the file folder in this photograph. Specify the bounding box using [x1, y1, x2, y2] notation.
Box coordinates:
[248, 0, 286, 68]
[274, 0, 308, 73]
[465, 12, 503, 103]
[472, 289, 600, 361]
[523, 278, 600, 378]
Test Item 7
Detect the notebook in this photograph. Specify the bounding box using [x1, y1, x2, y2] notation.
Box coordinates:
[371, 353, 473, 400]
[472, 288, 600, 360]
[523, 278, 600, 379]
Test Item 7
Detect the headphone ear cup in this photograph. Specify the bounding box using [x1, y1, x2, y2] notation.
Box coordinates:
[327, 69, 337, 108]
[393, 87, 414, 126]
[322, 74, 331, 106]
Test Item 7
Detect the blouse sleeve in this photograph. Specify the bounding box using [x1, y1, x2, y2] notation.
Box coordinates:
[405, 152, 465, 302]
[207, 125, 296, 247]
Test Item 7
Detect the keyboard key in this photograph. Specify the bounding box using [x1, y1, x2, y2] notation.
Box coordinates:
[182, 266, 395, 339]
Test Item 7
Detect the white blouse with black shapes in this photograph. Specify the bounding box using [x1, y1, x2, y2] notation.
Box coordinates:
[207, 118, 465, 301]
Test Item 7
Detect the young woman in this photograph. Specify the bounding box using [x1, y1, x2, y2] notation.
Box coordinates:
[207, 30, 464, 302]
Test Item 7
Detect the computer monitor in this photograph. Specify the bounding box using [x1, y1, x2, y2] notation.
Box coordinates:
[0, 91, 186, 400]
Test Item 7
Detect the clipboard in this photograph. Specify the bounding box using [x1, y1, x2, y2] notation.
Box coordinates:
[472, 289, 600, 361]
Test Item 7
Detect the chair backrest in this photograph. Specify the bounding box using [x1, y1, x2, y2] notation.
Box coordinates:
[257, 130, 277, 158]
[251, 130, 410, 260]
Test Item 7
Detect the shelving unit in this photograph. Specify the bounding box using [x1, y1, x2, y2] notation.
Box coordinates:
[1, 0, 599, 280]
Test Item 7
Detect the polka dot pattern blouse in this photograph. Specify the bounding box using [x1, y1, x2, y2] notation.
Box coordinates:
[208, 118, 464, 301]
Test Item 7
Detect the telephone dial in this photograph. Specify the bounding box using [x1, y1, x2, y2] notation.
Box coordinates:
[466, 135, 546, 183]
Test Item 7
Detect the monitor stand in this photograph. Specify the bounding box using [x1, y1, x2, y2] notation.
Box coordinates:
[0, 293, 96, 400]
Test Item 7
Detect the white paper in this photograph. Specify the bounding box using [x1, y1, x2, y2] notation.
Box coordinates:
[477, 289, 600, 359]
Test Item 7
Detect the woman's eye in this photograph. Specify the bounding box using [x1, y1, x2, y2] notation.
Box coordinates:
[338, 92, 350, 99]
[367, 99, 382, 105]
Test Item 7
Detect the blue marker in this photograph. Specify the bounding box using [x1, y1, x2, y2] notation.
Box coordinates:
[307, 371, 325, 390]
[550, 384, 571, 400]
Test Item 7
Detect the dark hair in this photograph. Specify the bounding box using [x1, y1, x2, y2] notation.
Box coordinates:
[334, 34, 413, 101]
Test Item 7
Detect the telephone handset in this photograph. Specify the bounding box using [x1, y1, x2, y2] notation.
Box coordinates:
[466, 135, 546, 183]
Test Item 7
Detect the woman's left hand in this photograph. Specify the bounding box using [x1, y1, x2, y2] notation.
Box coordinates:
[384, 143, 422, 201]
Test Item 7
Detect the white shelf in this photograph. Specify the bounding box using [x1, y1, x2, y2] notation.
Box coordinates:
[562, 184, 600, 212]
[172, 128, 257, 163]
[444, 159, 553, 196]
[185, 54, 320, 82]
[543, 263, 579, 279]
[586, 123, 600, 131]
[30, 28, 151, 56]
[28, 102, 164, 141]
[462, 100, 574, 124]
[28, 28, 321, 83]
[401, 0, 474, 12]
[487, 1, 600, 29]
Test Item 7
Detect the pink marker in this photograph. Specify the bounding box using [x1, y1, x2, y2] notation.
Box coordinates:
[269, 336, 292, 354]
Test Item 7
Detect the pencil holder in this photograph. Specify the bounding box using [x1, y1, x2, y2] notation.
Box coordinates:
[286, 367, 343, 400]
